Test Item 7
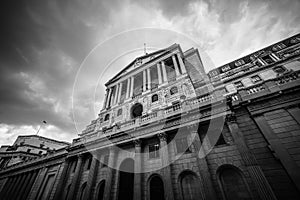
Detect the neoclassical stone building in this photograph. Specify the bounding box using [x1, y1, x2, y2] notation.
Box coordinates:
[0, 33, 300, 200]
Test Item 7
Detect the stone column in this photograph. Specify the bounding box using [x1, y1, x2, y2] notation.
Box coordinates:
[106, 88, 112, 108]
[158, 133, 174, 200]
[143, 70, 147, 92]
[102, 90, 108, 110]
[67, 154, 84, 200]
[23, 171, 38, 199]
[53, 158, 71, 200]
[133, 140, 142, 200]
[27, 168, 48, 200]
[84, 152, 100, 200]
[177, 53, 187, 74]
[157, 63, 163, 84]
[10, 174, 23, 199]
[103, 147, 117, 200]
[130, 77, 134, 98]
[226, 114, 277, 200]
[126, 78, 130, 99]
[117, 83, 123, 103]
[147, 68, 151, 90]
[16, 173, 31, 200]
[161, 61, 168, 83]
[189, 128, 217, 200]
[254, 115, 300, 191]
[113, 84, 119, 105]
[172, 55, 180, 77]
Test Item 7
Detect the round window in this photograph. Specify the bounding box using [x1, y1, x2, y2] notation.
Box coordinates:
[131, 103, 143, 118]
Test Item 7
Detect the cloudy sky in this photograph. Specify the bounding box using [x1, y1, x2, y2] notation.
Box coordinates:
[1, 0, 300, 146]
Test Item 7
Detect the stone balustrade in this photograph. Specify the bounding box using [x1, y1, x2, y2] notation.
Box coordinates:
[72, 71, 300, 145]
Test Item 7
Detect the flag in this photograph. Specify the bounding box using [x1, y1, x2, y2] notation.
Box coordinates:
[43, 120, 47, 124]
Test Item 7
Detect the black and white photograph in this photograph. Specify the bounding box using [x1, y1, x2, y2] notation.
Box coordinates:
[0, 0, 300, 199]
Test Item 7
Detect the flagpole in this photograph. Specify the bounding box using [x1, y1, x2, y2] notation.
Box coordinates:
[36, 120, 47, 135]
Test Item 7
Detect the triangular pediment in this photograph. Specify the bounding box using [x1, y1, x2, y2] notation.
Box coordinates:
[106, 44, 179, 86]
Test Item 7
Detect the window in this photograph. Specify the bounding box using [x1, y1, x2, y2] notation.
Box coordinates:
[273, 65, 286, 74]
[104, 114, 110, 121]
[150, 65, 159, 89]
[40, 144, 44, 148]
[97, 181, 105, 200]
[149, 143, 160, 159]
[102, 154, 109, 167]
[151, 94, 158, 103]
[149, 175, 165, 200]
[170, 86, 178, 95]
[261, 55, 275, 64]
[120, 80, 128, 103]
[133, 72, 143, 96]
[218, 166, 252, 200]
[117, 109, 122, 116]
[180, 172, 202, 200]
[175, 138, 191, 154]
[131, 103, 143, 118]
[27, 149, 31, 153]
[234, 81, 244, 89]
[251, 75, 262, 83]
[165, 58, 176, 81]
[38, 151, 43, 155]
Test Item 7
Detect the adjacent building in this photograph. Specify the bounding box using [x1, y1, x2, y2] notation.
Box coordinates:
[0, 33, 300, 200]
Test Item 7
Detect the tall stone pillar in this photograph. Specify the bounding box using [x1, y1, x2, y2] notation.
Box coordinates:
[133, 140, 142, 200]
[143, 70, 147, 92]
[103, 89, 109, 110]
[161, 61, 168, 83]
[27, 168, 48, 200]
[172, 55, 180, 77]
[130, 77, 134, 98]
[11, 173, 26, 200]
[190, 128, 217, 200]
[226, 113, 277, 200]
[23, 170, 38, 199]
[126, 78, 130, 99]
[67, 154, 84, 200]
[157, 63, 163, 85]
[106, 88, 113, 108]
[84, 152, 100, 200]
[254, 115, 300, 191]
[158, 133, 174, 200]
[114, 84, 119, 105]
[16, 173, 31, 200]
[177, 53, 187, 74]
[103, 147, 117, 200]
[53, 158, 71, 200]
[147, 68, 151, 90]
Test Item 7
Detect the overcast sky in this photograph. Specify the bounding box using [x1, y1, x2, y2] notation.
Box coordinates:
[1, 0, 300, 146]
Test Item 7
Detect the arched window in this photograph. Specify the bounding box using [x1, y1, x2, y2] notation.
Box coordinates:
[151, 94, 158, 103]
[218, 165, 252, 200]
[79, 182, 87, 200]
[118, 158, 134, 200]
[149, 175, 165, 200]
[117, 109, 122, 116]
[104, 114, 110, 121]
[131, 103, 143, 118]
[97, 180, 105, 200]
[179, 171, 202, 200]
[170, 86, 178, 95]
